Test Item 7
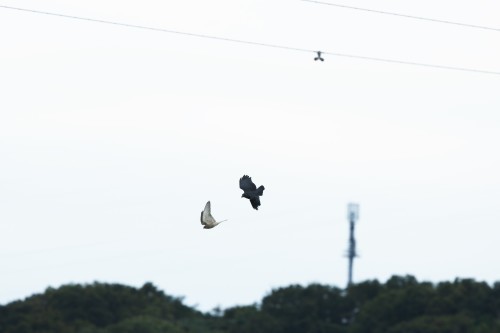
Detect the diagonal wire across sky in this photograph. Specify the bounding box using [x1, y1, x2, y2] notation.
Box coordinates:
[0, 4, 499, 75]
[301, 0, 500, 32]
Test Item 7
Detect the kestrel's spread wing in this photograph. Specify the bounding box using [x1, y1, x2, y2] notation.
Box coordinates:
[200, 201, 226, 229]
[201, 201, 216, 226]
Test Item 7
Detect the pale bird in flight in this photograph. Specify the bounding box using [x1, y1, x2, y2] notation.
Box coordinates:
[200, 201, 227, 229]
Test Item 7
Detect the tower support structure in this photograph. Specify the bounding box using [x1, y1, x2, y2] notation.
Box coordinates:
[346, 203, 359, 287]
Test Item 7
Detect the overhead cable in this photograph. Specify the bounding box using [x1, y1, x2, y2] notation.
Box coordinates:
[0, 5, 309, 53]
[301, 0, 500, 32]
[1, 4, 499, 75]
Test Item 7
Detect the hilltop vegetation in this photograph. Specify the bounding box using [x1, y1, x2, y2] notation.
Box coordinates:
[1, 276, 499, 333]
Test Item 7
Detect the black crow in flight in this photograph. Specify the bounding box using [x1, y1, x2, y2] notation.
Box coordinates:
[239, 175, 265, 210]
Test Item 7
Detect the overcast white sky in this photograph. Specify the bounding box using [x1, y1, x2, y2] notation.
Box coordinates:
[1, 0, 499, 311]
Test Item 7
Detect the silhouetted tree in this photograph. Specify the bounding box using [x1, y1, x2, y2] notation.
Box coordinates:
[1, 276, 499, 333]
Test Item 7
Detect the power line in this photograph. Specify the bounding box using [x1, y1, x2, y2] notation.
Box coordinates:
[1, 4, 499, 76]
[301, 0, 500, 32]
[322, 51, 500, 75]
[0, 5, 309, 53]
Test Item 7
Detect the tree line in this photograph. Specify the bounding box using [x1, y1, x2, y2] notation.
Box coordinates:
[1, 275, 499, 333]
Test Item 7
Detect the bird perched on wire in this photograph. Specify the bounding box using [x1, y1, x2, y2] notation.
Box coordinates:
[200, 201, 226, 229]
[314, 51, 324, 61]
[239, 175, 265, 210]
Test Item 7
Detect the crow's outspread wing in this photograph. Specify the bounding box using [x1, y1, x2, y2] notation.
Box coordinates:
[250, 197, 261, 210]
[240, 175, 257, 192]
[200, 201, 216, 225]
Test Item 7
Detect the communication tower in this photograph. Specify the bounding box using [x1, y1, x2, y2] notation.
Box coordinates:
[346, 203, 359, 287]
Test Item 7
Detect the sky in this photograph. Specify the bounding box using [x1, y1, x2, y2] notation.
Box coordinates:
[1, 0, 499, 312]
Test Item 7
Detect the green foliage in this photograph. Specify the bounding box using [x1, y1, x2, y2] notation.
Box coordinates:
[106, 315, 185, 333]
[0, 276, 498, 333]
[351, 279, 435, 333]
[260, 284, 348, 333]
[0, 282, 201, 333]
[387, 314, 475, 333]
[222, 305, 279, 333]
